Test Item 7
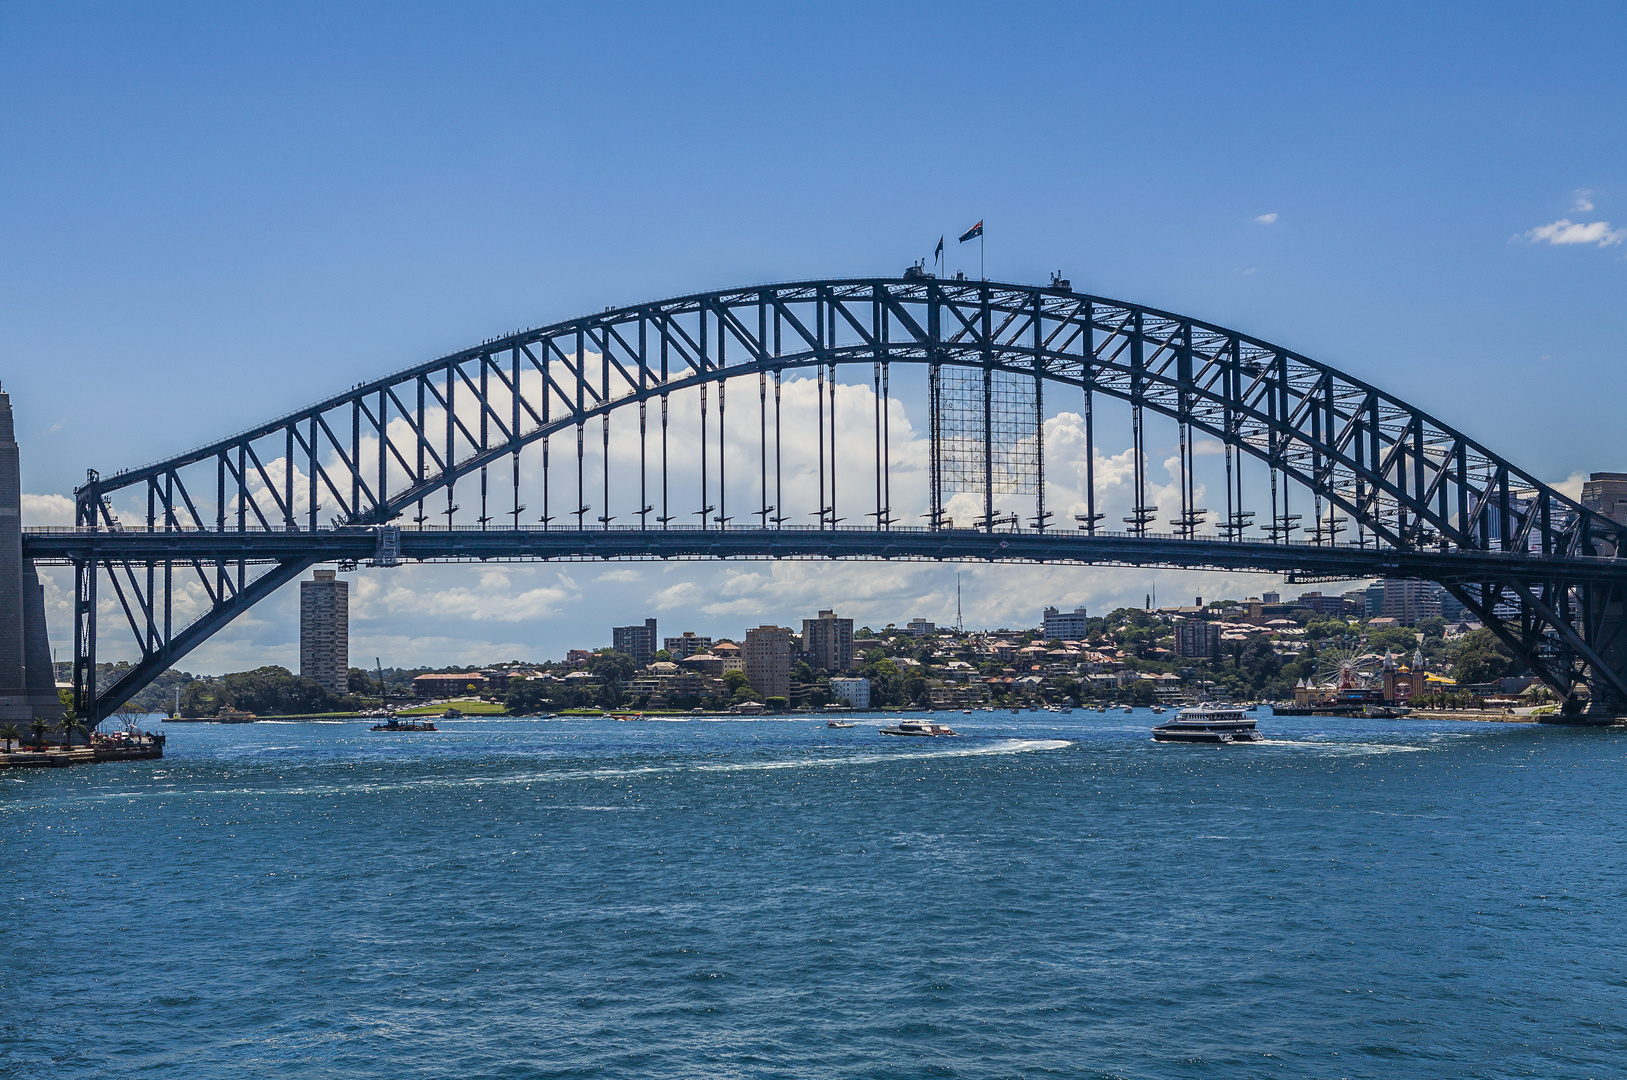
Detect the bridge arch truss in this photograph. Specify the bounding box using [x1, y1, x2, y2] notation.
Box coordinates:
[30, 278, 1627, 721]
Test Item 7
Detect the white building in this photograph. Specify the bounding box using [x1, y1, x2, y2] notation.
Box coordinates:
[1042, 605, 1089, 640]
[828, 676, 871, 709]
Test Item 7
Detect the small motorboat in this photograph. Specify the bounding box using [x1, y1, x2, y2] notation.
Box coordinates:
[826, 719, 857, 728]
[879, 720, 960, 737]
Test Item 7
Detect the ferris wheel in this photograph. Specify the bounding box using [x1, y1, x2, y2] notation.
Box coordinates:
[1313, 647, 1384, 690]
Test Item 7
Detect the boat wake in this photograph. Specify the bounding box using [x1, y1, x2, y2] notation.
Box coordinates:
[1251, 738, 1428, 756]
[11, 738, 1075, 808]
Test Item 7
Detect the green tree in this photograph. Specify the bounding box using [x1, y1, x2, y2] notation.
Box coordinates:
[1449, 628, 1518, 685]
[504, 680, 551, 715]
[1367, 627, 1421, 653]
[863, 658, 903, 707]
[0, 723, 19, 752]
[764, 696, 789, 713]
[722, 669, 751, 695]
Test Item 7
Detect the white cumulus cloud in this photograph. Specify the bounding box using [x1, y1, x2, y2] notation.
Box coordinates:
[21, 493, 76, 526]
[1252, 213, 1278, 225]
[1516, 218, 1625, 247]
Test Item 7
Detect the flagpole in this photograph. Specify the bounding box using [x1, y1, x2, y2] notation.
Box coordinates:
[981, 229, 985, 280]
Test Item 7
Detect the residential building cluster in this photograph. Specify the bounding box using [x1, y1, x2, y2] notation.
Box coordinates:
[386, 574, 1513, 714]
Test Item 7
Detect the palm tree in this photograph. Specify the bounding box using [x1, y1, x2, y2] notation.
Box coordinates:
[29, 718, 48, 750]
[58, 717, 89, 749]
[0, 723, 17, 752]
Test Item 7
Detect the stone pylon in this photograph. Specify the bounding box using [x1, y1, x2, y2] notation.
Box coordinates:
[0, 389, 65, 724]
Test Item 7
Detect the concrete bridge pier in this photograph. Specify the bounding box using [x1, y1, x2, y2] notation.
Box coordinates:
[0, 390, 65, 727]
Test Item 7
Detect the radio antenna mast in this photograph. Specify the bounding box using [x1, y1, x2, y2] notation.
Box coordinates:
[956, 573, 964, 633]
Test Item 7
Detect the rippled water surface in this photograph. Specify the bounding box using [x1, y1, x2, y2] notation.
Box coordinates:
[4, 710, 1625, 1078]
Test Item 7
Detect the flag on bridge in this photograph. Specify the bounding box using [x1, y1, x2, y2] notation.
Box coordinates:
[958, 220, 983, 243]
[934, 236, 944, 262]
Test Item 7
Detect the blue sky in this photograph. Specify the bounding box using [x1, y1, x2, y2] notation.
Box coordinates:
[4, 3, 1624, 670]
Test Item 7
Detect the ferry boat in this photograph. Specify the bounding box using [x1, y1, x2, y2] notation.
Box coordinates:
[370, 717, 438, 732]
[1151, 703, 1262, 744]
[879, 720, 959, 737]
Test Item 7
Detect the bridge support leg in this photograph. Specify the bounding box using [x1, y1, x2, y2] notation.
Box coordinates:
[73, 558, 96, 722]
[1581, 583, 1627, 721]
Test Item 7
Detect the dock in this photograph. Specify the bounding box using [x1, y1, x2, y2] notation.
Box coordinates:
[0, 742, 164, 769]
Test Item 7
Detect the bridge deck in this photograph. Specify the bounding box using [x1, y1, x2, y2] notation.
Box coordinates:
[25, 526, 1627, 585]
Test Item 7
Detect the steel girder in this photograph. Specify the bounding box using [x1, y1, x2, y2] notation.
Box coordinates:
[51, 277, 1627, 721]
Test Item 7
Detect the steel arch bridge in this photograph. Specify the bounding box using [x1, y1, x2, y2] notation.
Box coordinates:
[25, 276, 1627, 723]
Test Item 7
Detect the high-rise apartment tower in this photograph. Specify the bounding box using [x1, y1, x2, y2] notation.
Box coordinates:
[300, 570, 349, 696]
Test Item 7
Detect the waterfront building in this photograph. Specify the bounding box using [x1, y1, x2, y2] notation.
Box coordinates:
[1042, 605, 1089, 641]
[299, 569, 349, 696]
[662, 631, 712, 659]
[743, 626, 794, 698]
[801, 609, 854, 673]
[412, 672, 490, 698]
[611, 618, 658, 663]
[1174, 618, 1221, 659]
[627, 669, 705, 706]
[828, 676, 871, 709]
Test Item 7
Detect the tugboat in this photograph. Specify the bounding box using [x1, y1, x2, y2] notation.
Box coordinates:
[1151, 703, 1262, 744]
[879, 720, 960, 737]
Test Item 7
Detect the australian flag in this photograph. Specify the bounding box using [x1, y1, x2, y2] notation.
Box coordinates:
[958, 220, 983, 243]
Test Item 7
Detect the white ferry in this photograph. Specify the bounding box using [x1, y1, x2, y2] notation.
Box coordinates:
[879, 720, 960, 738]
[1151, 703, 1263, 744]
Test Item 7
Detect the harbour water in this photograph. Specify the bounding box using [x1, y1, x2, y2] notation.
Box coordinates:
[4, 710, 1624, 1078]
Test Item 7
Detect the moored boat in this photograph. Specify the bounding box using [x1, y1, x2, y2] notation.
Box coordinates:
[1151, 703, 1262, 744]
[826, 719, 857, 728]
